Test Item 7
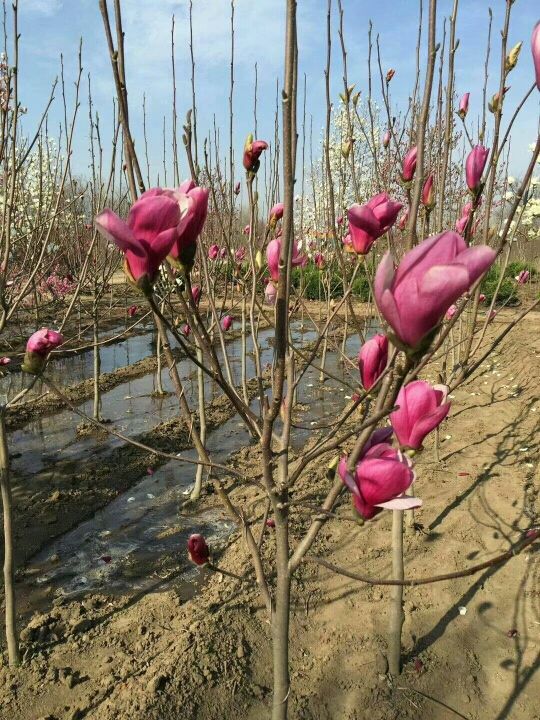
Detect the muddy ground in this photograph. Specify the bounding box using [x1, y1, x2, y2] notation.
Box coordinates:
[0, 310, 539, 720]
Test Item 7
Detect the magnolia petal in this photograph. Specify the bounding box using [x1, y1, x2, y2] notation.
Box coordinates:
[375, 496, 423, 510]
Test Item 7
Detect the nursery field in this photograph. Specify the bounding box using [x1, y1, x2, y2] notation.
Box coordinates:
[0, 1, 539, 719]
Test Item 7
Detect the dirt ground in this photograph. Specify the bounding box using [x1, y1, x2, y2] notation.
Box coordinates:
[0, 309, 539, 720]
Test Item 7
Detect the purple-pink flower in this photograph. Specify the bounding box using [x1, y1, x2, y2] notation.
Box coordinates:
[266, 236, 306, 282]
[465, 145, 489, 193]
[191, 285, 202, 306]
[358, 334, 388, 391]
[164, 181, 209, 272]
[265, 281, 277, 306]
[421, 174, 435, 209]
[208, 243, 219, 260]
[390, 380, 450, 450]
[243, 136, 268, 172]
[347, 193, 403, 255]
[22, 328, 65, 374]
[269, 202, 284, 224]
[221, 315, 233, 332]
[457, 92, 470, 119]
[401, 147, 418, 182]
[95, 191, 182, 287]
[338, 444, 420, 521]
[374, 231, 496, 349]
[516, 269, 530, 284]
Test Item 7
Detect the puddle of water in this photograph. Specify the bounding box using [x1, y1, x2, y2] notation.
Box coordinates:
[21, 321, 378, 603]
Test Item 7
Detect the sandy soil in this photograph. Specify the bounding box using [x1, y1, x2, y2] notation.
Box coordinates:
[1, 310, 539, 720]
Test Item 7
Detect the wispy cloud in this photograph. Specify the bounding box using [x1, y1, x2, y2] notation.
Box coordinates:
[22, 0, 63, 16]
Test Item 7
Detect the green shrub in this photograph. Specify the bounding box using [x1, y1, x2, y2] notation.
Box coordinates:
[480, 266, 518, 304]
[292, 264, 371, 301]
[505, 261, 537, 280]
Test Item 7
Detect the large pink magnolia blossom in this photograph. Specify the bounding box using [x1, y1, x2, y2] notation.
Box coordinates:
[266, 236, 307, 282]
[401, 146, 418, 182]
[358, 334, 388, 391]
[533, 22, 540, 90]
[22, 328, 64, 374]
[374, 231, 496, 350]
[390, 380, 451, 450]
[164, 180, 209, 272]
[347, 193, 403, 254]
[95, 191, 182, 288]
[338, 444, 420, 521]
[243, 136, 268, 172]
[187, 534, 210, 565]
[465, 145, 489, 193]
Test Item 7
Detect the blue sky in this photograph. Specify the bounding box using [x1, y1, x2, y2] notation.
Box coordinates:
[15, 0, 540, 183]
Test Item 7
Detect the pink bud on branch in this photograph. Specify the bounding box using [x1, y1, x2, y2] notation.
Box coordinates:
[390, 381, 451, 451]
[532, 22, 540, 90]
[401, 146, 418, 183]
[347, 193, 402, 255]
[358, 334, 388, 391]
[465, 145, 489, 194]
[22, 329, 64, 374]
[187, 534, 210, 565]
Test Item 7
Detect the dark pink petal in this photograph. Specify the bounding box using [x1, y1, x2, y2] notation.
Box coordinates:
[95, 209, 143, 256]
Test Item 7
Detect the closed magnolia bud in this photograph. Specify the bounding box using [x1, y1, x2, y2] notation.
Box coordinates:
[22, 329, 64, 374]
[352, 91, 361, 106]
[457, 92, 470, 120]
[488, 87, 509, 114]
[341, 140, 352, 158]
[533, 22, 540, 90]
[382, 130, 391, 148]
[255, 249, 263, 270]
[358, 334, 388, 391]
[505, 41, 522, 73]
[386, 68, 395, 82]
[421, 174, 435, 210]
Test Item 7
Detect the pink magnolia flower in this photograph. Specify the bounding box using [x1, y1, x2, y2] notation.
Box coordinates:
[457, 92, 470, 119]
[95, 191, 182, 287]
[182, 324, 191, 337]
[338, 445, 420, 521]
[445, 304, 457, 320]
[342, 233, 354, 252]
[243, 136, 268, 172]
[191, 285, 202, 305]
[269, 202, 284, 224]
[421, 174, 435, 209]
[401, 146, 418, 182]
[479, 293, 486, 302]
[374, 231, 496, 349]
[187, 534, 210, 565]
[265, 281, 277, 305]
[235, 246, 246, 263]
[314, 252, 326, 270]
[266, 237, 306, 282]
[0, 357, 11, 366]
[390, 380, 451, 450]
[382, 129, 391, 148]
[533, 22, 540, 90]
[348, 193, 403, 254]
[127, 304, 139, 318]
[220, 247, 228, 259]
[358, 334, 388, 391]
[162, 181, 210, 272]
[243, 224, 251, 236]
[22, 328, 65, 374]
[208, 244, 219, 260]
[488, 309, 497, 322]
[516, 269, 530, 284]
[221, 315, 233, 331]
[465, 145, 489, 193]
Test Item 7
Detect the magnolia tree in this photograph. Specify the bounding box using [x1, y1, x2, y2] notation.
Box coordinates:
[0, 2, 539, 720]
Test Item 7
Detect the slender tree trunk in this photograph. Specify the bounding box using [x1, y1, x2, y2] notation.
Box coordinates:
[191, 342, 206, 501]
[92, 304, 102, 421]
[272, 505, 291, 720]
[0, 405, 19, 667]
[388, 509, 404, 675]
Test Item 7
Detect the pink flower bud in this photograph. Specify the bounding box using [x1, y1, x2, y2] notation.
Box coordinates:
[243, 136, 268, 172]
[22, 328, 65, 374]
[386, 68, 395, 82]
[421, 174, 435, 210]
[401, 147, 417, 183]
[266, 518, 276, 528]
[445, 304, 457, 320]
[127, 304, 139, 318]
[397, 209, 409, 231]
[0, 357, 10, 366]
[457, 92, 470, 120]
[221, 315, 233, 332]
[234, 181, 241, 195]
[187, 534, 210, 565]
[235, 246, 246, 263]
[358, 334, 388, 391]
[465, 145, 489, 193]
[347, 193, 403, 254]
[515, 269, 530, 284]
[243, 224, 251, 236]
[208, 243, 219, 260]
[220, 247, 228, 259]
[382, 130, 391, 148]
[182, 324, 191, 337]
[533, 22, 540, 90]
[314, 252, 326, 270]
[479, 293, 486, 302]
[269, 202, 284, 224]
[390, 380, 451, 450]
[266, 236, 306, 281]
